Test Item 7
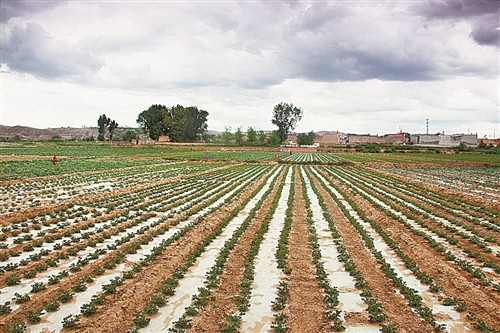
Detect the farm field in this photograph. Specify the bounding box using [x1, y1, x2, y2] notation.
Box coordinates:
[0, 143, 499, 333]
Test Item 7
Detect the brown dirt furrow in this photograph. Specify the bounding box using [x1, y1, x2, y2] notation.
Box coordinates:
[0, 174, 242, 330]
[0, 164, 241, 290]
[352, 168, 500, 252]
[367, 166, 500, 213]
[346, 171, 500, 267]
[285, 167, 330, 333]
[0, 163, 234, 227]
[74, 167, 271, 333]
[311, 167, 433, 333]
[188, 167, 286, 332]
[337, 177, 500, 330]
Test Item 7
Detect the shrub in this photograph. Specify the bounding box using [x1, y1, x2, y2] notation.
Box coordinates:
[43, 299, 60, 312]
[58, 289, 75, 303]
[30, 282, 46, 293]
[3, 319, 26, 333]
[14, 293, 31, 304]
[26, 309, 44, 323]
[5, 274, 21, 286]
[133, 313, 150, 328]
[0, 301, 12, 314]
[62, 314, 81, 329]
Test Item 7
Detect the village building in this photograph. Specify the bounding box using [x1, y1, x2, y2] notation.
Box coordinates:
[347, 133, 407, 145]
[315, 132, 340, 145]
[410, 133, 477, 147]
[478, 138, 500, 147]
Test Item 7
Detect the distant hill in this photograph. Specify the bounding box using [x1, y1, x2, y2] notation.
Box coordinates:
[0, 125, 139, 141]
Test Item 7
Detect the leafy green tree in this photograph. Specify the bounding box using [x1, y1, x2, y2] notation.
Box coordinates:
[234, 127, 243, 146]
[219, 126, 234, 145]
[271, 102, 303, 143]
[137, 104, 208, 142]
[267, 131, 282, 146]
[108, 120, 119, 141]
[137, 104, 168, 140]
[246, 127, 257, 145]
[164, 105, 209, 142]
[203, 133, 217, 143]
[97, 114, 110, 141]
[257, 130, 267, 145]
[121, 130, 138, 142]
[297, 131, 316, 145]
[458, 141, 469, 152]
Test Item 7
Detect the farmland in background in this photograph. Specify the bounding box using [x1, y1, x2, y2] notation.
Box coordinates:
[0, 141, 499, 333]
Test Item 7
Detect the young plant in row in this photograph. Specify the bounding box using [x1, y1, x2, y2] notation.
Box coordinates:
[325, 167, 498, 288]
[313, 166, 445, 331]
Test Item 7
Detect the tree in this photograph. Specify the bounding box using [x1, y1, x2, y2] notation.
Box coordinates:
[121, 130, 138, 142]
[137, 105, 168, 140]
[137, 104, 209, 142]
[97, 114, 118, 141]
[164, 105, 209, 142]
[257, 130, 267, 145]
[458, 141, 469, 152]
[97, 114, 110, 141]
[219, 126, 234, 145]
[267, 131, 282, 146]
[234, 127, 243, 146]
[297, 131, 316, 146]
[271, 102, 303, 143]
[108, 120, 119, 141]
[246, 127, 257, 145]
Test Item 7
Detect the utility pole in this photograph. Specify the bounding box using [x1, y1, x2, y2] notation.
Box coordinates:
[426, 119, 429, 135]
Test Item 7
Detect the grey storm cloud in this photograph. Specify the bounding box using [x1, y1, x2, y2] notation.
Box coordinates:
[0, 0, 61, 23]
[1, 0, 497, 87]
[1, 22, 104, 80]
[284, 44, 437, 83]
[470, 14, 500, 47]
[273, 2, 439, 82]
[293, 2, 349, 33]
[412, 0, 499, 19]
[412, 0, 500, 47]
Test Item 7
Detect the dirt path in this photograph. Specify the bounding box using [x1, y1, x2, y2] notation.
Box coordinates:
[285, 167, 330, 332]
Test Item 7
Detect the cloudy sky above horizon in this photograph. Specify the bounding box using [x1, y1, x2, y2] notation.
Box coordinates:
[1, 0, 499, 137]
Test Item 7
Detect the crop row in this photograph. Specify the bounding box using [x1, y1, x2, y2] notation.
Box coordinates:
[1, 161, 498, 332]
[1, 163, 274, 332]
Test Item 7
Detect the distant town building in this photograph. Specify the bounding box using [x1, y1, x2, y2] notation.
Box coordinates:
[410, 133, 477, 147]
[285, 134, 298, 147]
[315, 132, 340, 145]
[157, 135, 171, 143]
[477, 138, 500, 147]
[131, 138, 155, 145]
[347, 133, 407, 145]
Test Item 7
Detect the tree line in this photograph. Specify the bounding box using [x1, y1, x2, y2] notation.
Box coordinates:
[97, 101, 310, 146]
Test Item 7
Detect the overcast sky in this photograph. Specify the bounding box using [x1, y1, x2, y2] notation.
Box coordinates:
[1, 0, 499, 137]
